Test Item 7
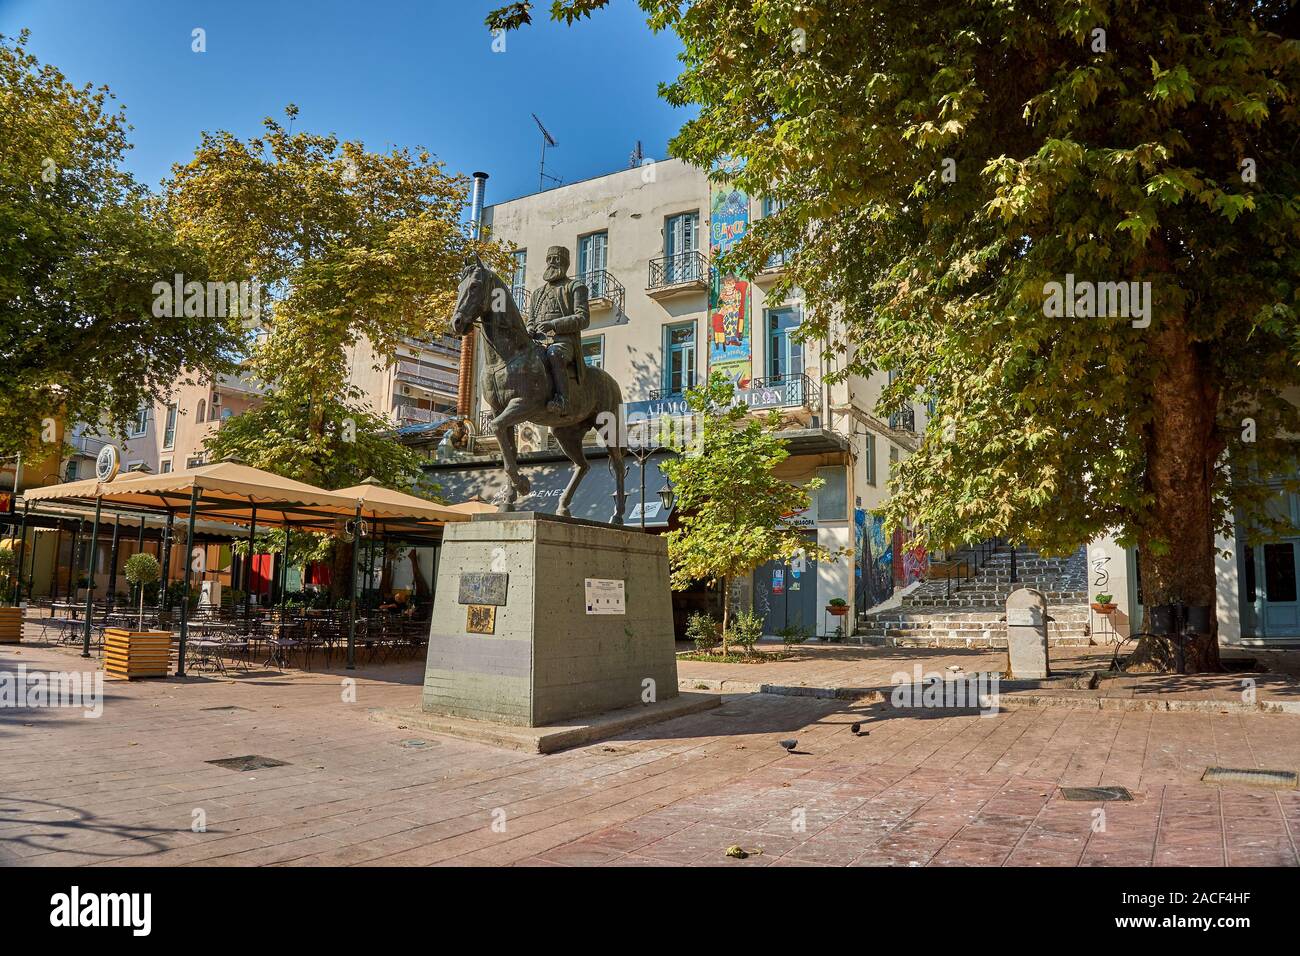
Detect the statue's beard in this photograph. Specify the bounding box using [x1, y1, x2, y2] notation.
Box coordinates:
[543, 265, 566, 283]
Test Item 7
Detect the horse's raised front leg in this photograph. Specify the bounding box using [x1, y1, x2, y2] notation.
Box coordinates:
[551, 425, 590, 519]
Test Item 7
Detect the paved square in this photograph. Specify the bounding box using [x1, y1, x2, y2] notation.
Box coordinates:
[2, 641, 1298, 867]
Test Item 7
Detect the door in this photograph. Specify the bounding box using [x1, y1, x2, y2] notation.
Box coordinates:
[1242, 485, 1300, 640]
[664, 211, 699, 282]
[753, 534, 818, 636]
[578, 232, 608, 297]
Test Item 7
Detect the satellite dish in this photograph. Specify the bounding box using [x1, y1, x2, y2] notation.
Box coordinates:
[95, 445, 121, 482]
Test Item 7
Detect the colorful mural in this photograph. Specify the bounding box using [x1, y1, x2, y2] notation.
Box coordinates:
[708, 185, 752, 387]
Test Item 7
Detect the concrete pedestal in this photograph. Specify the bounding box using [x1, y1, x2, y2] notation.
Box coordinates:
[420, 512, 679, 727]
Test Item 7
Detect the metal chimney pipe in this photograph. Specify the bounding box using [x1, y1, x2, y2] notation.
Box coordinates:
[458, 171, 489, 420]
[469, 171, 489, 239]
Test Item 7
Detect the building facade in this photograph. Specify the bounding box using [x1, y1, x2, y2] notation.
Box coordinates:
[421, 158, 928, 637]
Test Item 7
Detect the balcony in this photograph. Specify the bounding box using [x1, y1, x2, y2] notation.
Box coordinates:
[889, 404, 917, 433]
[578, 269, 625, 314]
[395, 358, 458, 397]
[752, 248, 796, 286]
[215, 369, 265, 397]
[647, 251, 708, 299]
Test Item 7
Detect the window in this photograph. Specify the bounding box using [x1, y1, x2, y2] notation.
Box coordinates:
[582, 336, 604, 369]
[864, 434, 877, 486]
[196, 398, 206, 422]
[129, 406, 149, 438]
[664, 211, 700, 282]
[663, 322, 696, 396]
[160, 459, 173, 474]
[64, 460, 78, 482]
[816, 466, 847, 521]
[186, 455, 205, 469]
[761, 196, 794, 269]
[162, 404, 177, 450]
[577, 232, 608, 298]
[767, 307, 804, 382]
[510, 249, 527, 289]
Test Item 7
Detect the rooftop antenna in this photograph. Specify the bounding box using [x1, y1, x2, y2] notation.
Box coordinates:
[629, 140, 643, 169]
[532, 113, 562, 190]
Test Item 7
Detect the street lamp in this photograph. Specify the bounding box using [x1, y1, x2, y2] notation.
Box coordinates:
[657, 479, 675, 516]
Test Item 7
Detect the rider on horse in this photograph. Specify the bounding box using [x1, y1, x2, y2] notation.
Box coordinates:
[527, 245, 589, 416]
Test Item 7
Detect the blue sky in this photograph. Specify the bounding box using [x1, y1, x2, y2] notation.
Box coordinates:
[0, 0, 689, 205]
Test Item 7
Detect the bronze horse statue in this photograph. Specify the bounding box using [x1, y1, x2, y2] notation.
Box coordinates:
[450, 257, 628, 523]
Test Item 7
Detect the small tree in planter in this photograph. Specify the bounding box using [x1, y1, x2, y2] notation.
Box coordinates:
[0, 542, 19, 643]
[124, 553, 161, 632]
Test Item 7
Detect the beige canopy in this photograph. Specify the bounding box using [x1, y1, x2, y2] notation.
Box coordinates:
[332, 478, 471, 524]
[23, 460, 469, 536]
[442, 498, 497, 515]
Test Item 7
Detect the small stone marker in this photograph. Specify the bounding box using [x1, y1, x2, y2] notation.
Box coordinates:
[1006, 586, 1049, 679]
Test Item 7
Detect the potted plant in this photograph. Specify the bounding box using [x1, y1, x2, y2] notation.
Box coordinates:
[109, 553, 172, 680]
[0, 541, 21, 644]
[826, 597, 850, 617]
[1091, 592, 1117, 614]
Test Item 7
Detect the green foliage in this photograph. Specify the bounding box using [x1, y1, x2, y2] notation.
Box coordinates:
[640, 1, 1300, 563]
[161, 105, 509, 440]
[0, 31, 241, 455]
[726, 609, 765, 653]
[660, 373, 829, 591]
[204, 389, 425, 491]
[777, 622, 811, 646]
[686, 611, 720, 651]
[123, 552, 161, 586]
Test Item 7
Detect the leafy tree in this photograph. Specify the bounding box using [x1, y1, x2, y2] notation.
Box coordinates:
[161, 106, 508, 442]
[203, 388, 425, 492]
[0, 31, 240, 456]
[494, 1, 1300, 672]
[659, 374, 829, 654]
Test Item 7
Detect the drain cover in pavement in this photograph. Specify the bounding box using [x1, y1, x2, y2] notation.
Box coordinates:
[1202, 767, 1298, 788]
[1060, 786, 1133, 802]
[206, 755, 289, 772]
[399, 738, 438, 749]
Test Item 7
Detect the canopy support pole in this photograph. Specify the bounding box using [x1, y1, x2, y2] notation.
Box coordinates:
[176, 487, 199, 677]
[160, 512, 174, 610]
[347, 501, 361, 670]
[244, 505, 257, 621]
[14, 501, 30, 605]
[106, 515, 121, 610]
[81, 497, 101, 658]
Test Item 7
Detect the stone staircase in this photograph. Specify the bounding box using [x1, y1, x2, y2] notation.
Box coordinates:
[855, 545, 1091, 648]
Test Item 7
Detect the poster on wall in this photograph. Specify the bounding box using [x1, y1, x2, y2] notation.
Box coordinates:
[708, 183, 752, 388]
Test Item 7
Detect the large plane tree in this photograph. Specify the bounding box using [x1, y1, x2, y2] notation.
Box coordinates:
[492, 1, 1300, 671]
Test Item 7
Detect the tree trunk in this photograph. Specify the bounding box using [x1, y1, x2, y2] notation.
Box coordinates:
[1128, 305, 1223, 673]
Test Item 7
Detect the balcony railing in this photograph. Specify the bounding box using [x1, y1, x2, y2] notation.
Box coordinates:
[478, 410, 497, 436]
[648, 251, 708, 291]
[889, 405, 916, 432]
[510, 285, 530, 315]
[395, 359, 458, 394]
[578, 269, 626, 314]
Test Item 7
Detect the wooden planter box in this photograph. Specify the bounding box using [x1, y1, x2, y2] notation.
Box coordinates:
[0, 606, 22, 644]
[104, 628, 174, 680]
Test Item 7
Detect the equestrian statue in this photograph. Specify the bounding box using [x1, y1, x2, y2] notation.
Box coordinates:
[450, 246, 628, 524]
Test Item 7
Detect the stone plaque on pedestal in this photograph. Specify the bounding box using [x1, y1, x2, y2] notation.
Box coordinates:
[421, 512, 679, 727]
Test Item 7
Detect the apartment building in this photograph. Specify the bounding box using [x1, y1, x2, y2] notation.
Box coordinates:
[420, 158, 928, 636]
[346, 335, 461, 427]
